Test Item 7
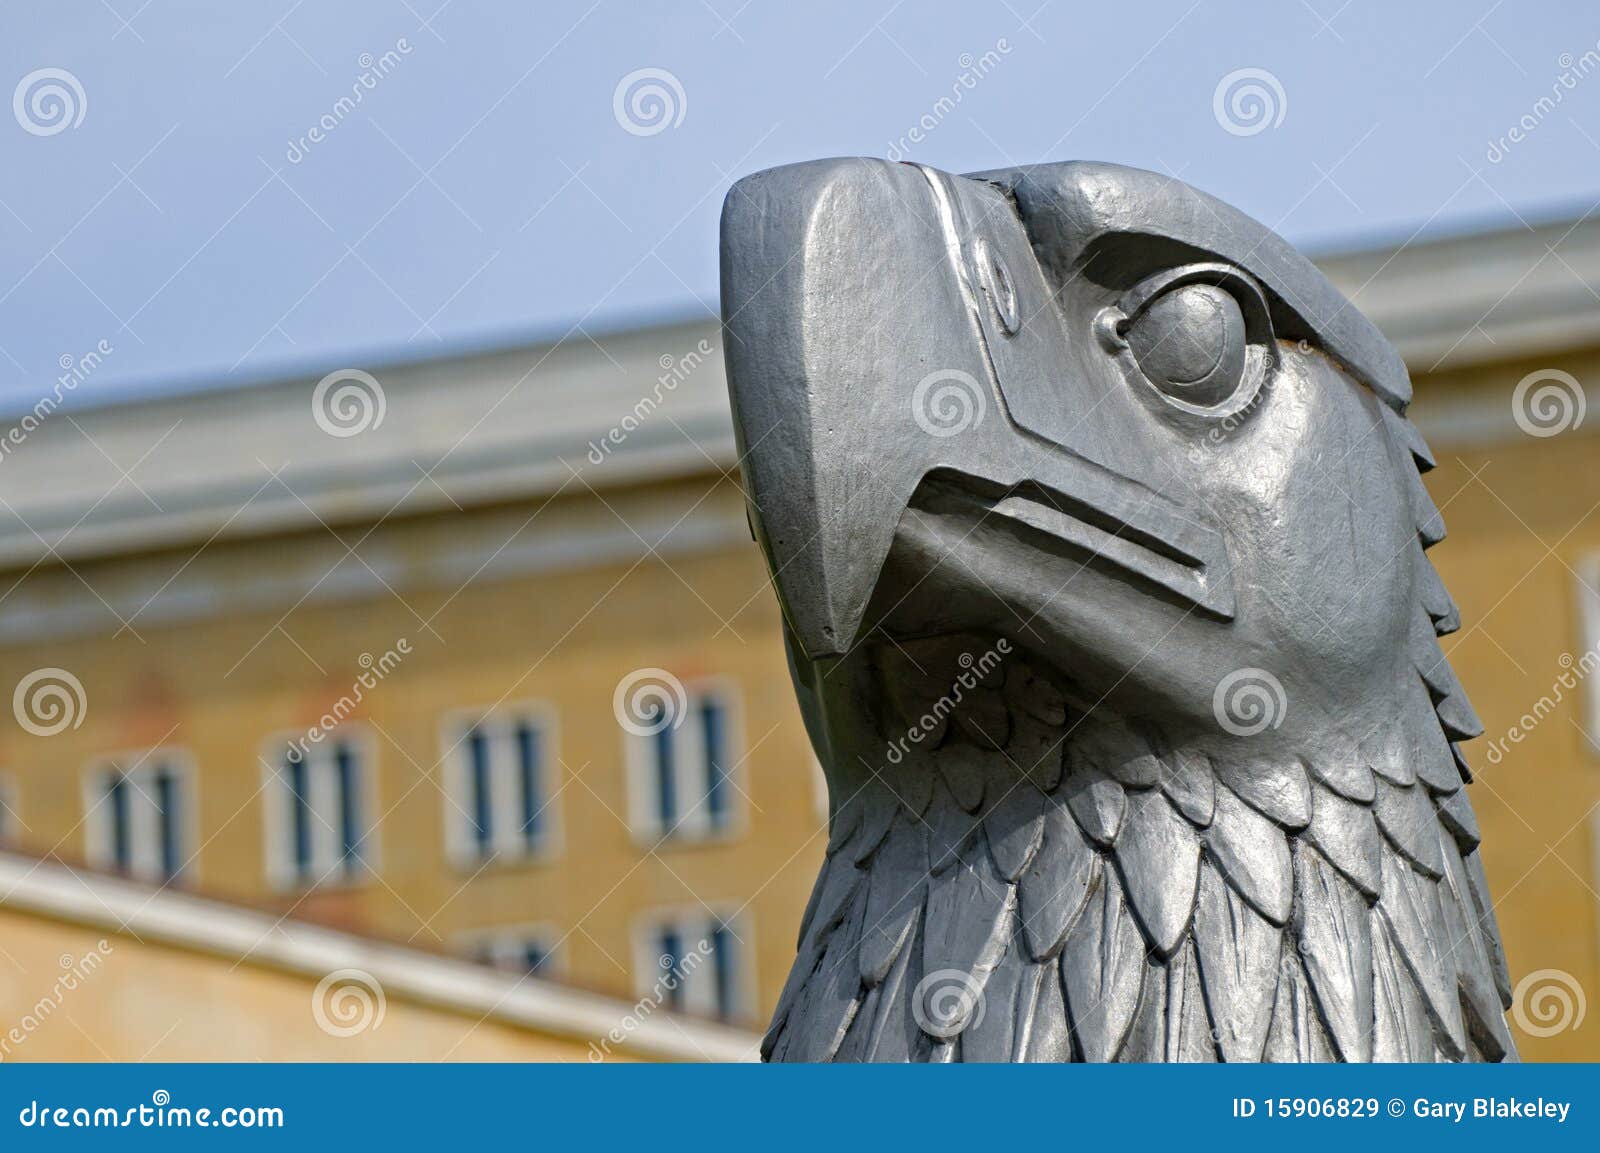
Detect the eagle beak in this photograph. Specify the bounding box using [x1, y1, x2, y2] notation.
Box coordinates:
[721, 159, 1234, 661]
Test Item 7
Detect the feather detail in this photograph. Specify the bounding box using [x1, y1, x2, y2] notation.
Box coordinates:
[1372, 777, 1445, 879]
[921, 845, 1015, 1039]
[1371, 913, 1434, 1061]
[1383, 404, 1436, 472]
[1437, 830, 1515, 1060]
[938, 742, 987, 813]
[959, 930, 1026, 1062]
[984, 781, 1047, 881]
[1022, 960, 1072, 1061]
[1215, 759, 1311, 829]
[1307, 756, 1377, 803]
[927, 778, 981, 874]
[1114, 788, 1203, 956]
[1013, 665, 1067, 726]
[853, 794, 899, 863]
[953, 687, 1010, 749]
[859, 813, 928, 985]
[1017, 805, 1099, 960]
[1376, 845, 1467, 1059]
[1401, 462, 1447, 546]
[1061, 867, 1146, 1061]
[863, 920, 923, 1062]
[1263, 946, 1336, 1062]
[1294, 842, 1375, 1062]
[892, 754, 934, 818]
[785, 887, 867, 1061]
[1464, 849, 1513, 1006]
[1064, 763, 1127, 847]
[1204, 783, 1294, 924]
[1303, 784, 1382, 901]
[1160, 748, 1216, 826]
[1417, 556, 1461, 635]
[1192, 860, 1281, 1061]
[1362, 726, 1418, 787]
[1434, 686, 1485, 741]
[1165, 939, 1219, 1061]
[1435, 788, 1482, 852]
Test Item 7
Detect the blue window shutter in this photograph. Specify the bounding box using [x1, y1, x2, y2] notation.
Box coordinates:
[653, 713, 677, 832]
[335, 741, 360, 871]
[517, 721, 541, 842]
[287, 750, 311, 878]
[701, 698, 727, 828]
[711, 923, 734, 1019]
[659, 927, 683, 1009]
[467, 727, 492, 856]
[524, 942, 548, 973]
[107, 772, 129, 873]
[154, 766, 180, 880]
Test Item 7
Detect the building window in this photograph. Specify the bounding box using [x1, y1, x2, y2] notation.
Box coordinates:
[443, 704, 556, 867]
[262, 732, 373, 889]
[0, 775, 16, 844]
[635, 910, 748, 1021]
[626, 683, 740, 841]
[83, 752, 192, 883]
[462, 925, 561, 976]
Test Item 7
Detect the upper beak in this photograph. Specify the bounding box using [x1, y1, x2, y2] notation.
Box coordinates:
[720, 159, 1233, 660]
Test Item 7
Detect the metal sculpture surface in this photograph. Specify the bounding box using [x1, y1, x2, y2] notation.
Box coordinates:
[719, 158, 1514, 1062]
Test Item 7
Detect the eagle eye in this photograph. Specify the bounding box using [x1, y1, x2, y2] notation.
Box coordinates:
[1101, 262, 1275, 420]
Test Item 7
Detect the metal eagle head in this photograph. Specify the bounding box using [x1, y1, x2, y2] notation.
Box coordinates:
[720, 159, 1514, 1062]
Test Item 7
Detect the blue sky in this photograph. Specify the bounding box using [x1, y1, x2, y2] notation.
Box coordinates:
[2, 0, 1598, 410]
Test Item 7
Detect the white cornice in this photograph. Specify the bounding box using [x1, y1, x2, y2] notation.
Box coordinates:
[0, 851, 761, 1062]
[0, 214, 1595, 572]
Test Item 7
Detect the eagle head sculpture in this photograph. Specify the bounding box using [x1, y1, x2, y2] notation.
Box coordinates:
[720, 158, 1514, 1062]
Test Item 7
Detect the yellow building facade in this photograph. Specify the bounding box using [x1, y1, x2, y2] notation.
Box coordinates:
[0, 215, 1597, 1059]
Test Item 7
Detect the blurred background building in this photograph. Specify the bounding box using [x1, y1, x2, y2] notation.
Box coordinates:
[0, 210, 1597, 1059]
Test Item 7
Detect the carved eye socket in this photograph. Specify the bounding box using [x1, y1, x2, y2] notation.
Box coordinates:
[1124, 283, 1246, 407]
[1102, 262, 1275, 419]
